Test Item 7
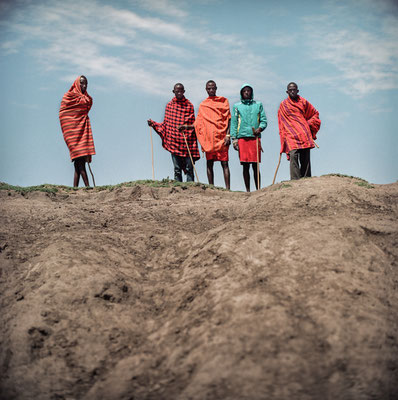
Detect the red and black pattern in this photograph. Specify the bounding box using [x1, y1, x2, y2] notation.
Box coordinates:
[59, 77, 95, 161]
[151, 97, 200, 160]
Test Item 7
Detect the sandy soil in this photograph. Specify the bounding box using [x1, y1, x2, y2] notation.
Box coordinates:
[0, 175, 397, 400]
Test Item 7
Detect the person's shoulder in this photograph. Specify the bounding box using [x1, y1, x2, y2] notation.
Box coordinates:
[299, 96, 314, 109]
[279, 98, 288, 107]
[217, 96, 229, 102]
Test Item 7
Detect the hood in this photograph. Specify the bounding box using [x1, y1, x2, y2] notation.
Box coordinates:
[240, 83, 254, 102]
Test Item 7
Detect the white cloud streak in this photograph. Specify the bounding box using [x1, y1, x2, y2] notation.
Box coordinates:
[130, 0, 188, 18]
[303, 1, 398, 96]
[0, 0, 276, 103]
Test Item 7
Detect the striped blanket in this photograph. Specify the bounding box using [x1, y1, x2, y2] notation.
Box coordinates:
[59, 77, 95, 161]
[278, 96, 320, 158]
[194, 96, 231, 153]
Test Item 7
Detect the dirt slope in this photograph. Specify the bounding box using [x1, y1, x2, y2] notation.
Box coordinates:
[0, 176, 397, 400]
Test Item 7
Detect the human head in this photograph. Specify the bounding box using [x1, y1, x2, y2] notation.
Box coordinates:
[286, 82, 299, 100]
[241, 85, 253, 101]
[206, 80, 217, 97]
[80, 76, 88, 94]
[173, 83, 185, 100]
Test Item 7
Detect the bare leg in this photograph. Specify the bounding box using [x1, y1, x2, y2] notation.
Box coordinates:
[73, 157, 90, 187]
[207, 160, 214, 185]
[252, 162, 260, 190]
[242, 162, 250, 192]
[221, 161, 230, 190]
[73, 169, 80, 187]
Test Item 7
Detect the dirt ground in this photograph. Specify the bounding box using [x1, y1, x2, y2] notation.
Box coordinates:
[0, 175, 397, 400]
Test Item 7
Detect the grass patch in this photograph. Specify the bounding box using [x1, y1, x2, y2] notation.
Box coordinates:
[354, 181, 374, 189]
[324, 173, 369, 183]
[273, 183, 292, 190]
[95, 179, 229, 191]
[324, 174, 374, 188]
[94, 179, 214, 191]
[1, 179, 225, 194]
[0, 182, 59, 194]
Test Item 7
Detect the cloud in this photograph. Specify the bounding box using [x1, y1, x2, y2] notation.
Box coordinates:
[0, 0, 276, 104]
[303, 1, 398, 96]
[130, 0, 188, 18]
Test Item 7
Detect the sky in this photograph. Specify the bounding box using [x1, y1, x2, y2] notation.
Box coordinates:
[0, 0, 397, 191]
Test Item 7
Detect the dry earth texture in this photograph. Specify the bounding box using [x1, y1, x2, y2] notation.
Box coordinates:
[0, 175, 397, 400]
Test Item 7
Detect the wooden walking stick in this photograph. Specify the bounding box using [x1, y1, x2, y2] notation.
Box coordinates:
[181, 129, 200, 182]
[252, 128, 260, 190]
[150, 126, 155, 180]
[272, 153, 282, 185]
[88, 162, 96, 187]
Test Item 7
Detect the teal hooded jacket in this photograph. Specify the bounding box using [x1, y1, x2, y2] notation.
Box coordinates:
[230, 84, 267, 139]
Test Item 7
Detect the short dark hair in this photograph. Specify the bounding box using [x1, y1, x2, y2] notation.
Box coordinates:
[287, 82, 298, 89]
[206, 80, 216, 86]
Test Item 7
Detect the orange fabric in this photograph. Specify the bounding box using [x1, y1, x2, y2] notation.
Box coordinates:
[59, 77, 95, 161]
[194, 96, 231, 153]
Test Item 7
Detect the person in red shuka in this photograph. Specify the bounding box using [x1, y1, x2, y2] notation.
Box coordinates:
[59, 75, 95, 187]
[278, 82, 321, 180]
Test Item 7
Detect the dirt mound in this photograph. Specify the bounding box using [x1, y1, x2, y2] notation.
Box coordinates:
[1, 176, 397, 400]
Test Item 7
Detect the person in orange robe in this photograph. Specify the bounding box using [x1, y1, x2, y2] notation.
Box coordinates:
[181, 80, 231, 189]
[278, 82, 321, 180]
[59, 76, 95, 187]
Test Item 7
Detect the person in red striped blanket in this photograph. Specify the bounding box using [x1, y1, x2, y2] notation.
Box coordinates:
[59, 76, 95, 187]
[278, 82, 321, 180]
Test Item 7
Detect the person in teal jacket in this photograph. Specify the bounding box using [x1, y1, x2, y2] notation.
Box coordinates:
[231, 84, 267, 192]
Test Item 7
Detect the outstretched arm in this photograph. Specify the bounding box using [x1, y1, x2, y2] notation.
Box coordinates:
[147, 118, 165, 139]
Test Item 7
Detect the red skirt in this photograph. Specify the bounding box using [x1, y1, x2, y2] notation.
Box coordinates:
[238, 138, 261, 163]
[206, 149, 229, 161]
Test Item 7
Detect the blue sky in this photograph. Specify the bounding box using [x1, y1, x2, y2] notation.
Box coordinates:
[1, 0, 397, 190]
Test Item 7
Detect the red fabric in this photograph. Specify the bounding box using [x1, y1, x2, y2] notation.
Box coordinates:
[194, 96, 231, 153]
[278, 96, 320, 160]
[206, 149, 229, 161]
[151, 97, 200, 160]
[238, 138, 261, 163]
[59, 77, 95, 161]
